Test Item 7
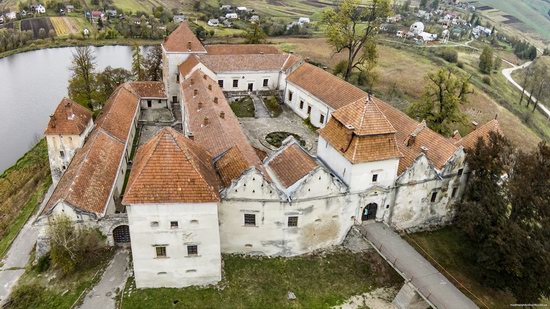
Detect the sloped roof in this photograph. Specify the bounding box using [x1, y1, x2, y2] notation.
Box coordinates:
[95, 85, 140, 142]
[287, 62, 367, 110]
[319, 98, 402, 164]
[214, 146, 250, 187]
[196, 54, 295, 73]
[373, 98, 459, 174]
[454, 119, 500, 150]
[127, 81, 166, 98]
[122, 128, 220, 204]
[178, 55, 201, 77]
[267, 141, 319, 188]
[43, 129, 125, 216]
[205, 44, 280, 55]
[162, 22, 206, 53]
[181, 70, 263, 181]
[45, 98, 92, 135]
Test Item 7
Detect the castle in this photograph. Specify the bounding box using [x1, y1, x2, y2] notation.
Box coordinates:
[36, 22, 499, 288]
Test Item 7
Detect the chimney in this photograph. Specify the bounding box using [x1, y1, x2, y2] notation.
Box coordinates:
[220, 111, 225, 119]
[214, 97, 219, 104]
[420, 146, 428, 154]
[190, 79, 194, 85]
[203, 74, 207, 80]
[471, 121, 479, 130]
[188, 132, 194, 140]
[198, 102, 203, 109]
[193, 89, 198, 96]
[203, 117, 209, 126]
[208, 84, 212, 91]
[50, 115, 57, 128]
[187, 41, 192, 51]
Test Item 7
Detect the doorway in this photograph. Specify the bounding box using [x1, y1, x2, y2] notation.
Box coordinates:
[113, 225, 131, 245]
[362, 203, 378, 221]
[247, 82, 254, 92]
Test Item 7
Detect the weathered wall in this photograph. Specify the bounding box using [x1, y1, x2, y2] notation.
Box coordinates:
[127, 202, 222, 288]
[140, 99, 168, 109]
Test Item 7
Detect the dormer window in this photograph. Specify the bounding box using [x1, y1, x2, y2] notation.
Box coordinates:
[372, 174, 378, 182]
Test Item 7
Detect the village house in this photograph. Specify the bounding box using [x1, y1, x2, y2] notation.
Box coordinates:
[37, 22, 500, 289]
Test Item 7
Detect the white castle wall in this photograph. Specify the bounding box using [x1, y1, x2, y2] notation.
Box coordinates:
[284, 82, 333, 128]
[127, 202, 222, 288]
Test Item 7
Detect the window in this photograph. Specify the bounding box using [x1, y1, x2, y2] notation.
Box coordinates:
[430, 191, 438, 203]
[233, 79, 239, 88]
[147, 100, 152, 108]
[172, 96, 178, 103]
[457, 168, 463, 177]
[218, 80, 224, 88]
[176, 74, 179, 83]
[244, 214, 256, 226]
[288, 91, 293, 101]
[263, 78, 269, 87]
[155, 246, 166, 257]
[288, 216, 298, 227]
[170, 221, 178, 228]
[451, 187, 458, 198]
[299, 100, 304, 109]
[319, 114, 325, 124]
[307, 105, 312, 115]
[372, 174, 378, 182]
[150, 221, 159, 227]
[187, 245, 198, 256]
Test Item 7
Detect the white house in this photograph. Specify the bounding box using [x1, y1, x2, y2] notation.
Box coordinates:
[35, 4, 46, 14]
[298, 17, 310, 24]
[225, 13, 238, 19]
[208, 18, 220, 27]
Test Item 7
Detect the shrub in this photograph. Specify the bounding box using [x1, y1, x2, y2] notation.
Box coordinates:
[457, 61, 464, 69]
[35, 254, 51, 273]
[482, 76, 491, 85]
[8, 283, 46, 309]
[439, 49, 458, 63]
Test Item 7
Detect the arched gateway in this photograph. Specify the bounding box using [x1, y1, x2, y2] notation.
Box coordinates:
[362, 203, 378, 221]
[112, 225, 131, 244]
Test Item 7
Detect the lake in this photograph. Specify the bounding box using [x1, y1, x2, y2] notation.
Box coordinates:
[0, 45, 135, 173]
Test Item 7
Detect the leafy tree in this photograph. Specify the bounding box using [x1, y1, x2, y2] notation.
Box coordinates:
[493, 56, 502, 71]
[131, 44, 145, 80]
[407, 68, 472, 136]
[245, 23, 267, 44]
[47, 215, 106, 275]
[143, 45, 163, 81]
[68, 46, 98, 108]
[95, 66, 132, 103]
[419, 0, 428, 9]
[479, 46, 493, 74]
[321, 0, 390, 81]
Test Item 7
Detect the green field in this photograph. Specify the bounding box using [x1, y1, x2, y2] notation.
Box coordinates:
[474, 0, 550, 42]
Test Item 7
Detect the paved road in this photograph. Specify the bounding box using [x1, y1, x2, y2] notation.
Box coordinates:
[0, 185, 54, 304]
[79, 250, 130, 309]
[250, 94, 271, 118]
[501, 61, 550, 119]
[358, 223, 478, 309]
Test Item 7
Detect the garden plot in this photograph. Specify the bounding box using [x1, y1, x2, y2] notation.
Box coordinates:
[50, 17, 81, 36]
[20, 18, 54, 39]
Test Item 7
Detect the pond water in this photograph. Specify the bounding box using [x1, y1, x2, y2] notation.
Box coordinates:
[0, 45, 135, 173]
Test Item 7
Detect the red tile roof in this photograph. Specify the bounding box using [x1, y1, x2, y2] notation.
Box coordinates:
[196, 54, 295, 73]
[127, 81, 166, 98]
[287, 62, 367, 110]
[178, 55, 201, 77]
[455, 119, 500, 150]
[163, 22, 206, 53]
[205, 44, 280, 55]
[181, 70, 263, 182]
[214, 146, 250, 187]
[267, 142, 318, 188]
[45, 98, 92, 135]
[122, 128, 220, 204]
[94, 85, 140, 142]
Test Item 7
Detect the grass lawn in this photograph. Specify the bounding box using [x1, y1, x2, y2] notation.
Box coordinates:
[121, 250, 402, 309]
[263, 95, 283, 117]
[0, 140, 50, 259]
[405, 227, 515, 309]
[230, 96, 255, 117]
[9, 249, 116, 309]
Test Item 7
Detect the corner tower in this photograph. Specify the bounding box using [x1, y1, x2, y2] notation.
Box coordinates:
[317, 96, 402, 192]
[162, 22, 207, 105]
[44, 98, 93, 184]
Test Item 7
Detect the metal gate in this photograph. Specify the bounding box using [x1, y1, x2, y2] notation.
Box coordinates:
[113, 225, 131, 244]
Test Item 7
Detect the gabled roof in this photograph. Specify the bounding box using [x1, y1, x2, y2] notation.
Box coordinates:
[162, 22, 206, 53]
[286, 62, 367, 110]
[122, 128, 220, 204]
[43, 129, 125, 216]
[95, 85, 140, 142]
[454, 119, 500, 150]
[126, 81, 166, 98]
[214, 146, 250, 187]
[266, 140, 319, 188]
[373, 98, 459, 174]
[180, 70, 263, 181]
[178, 55, 201, 77]
[205, 44, 280, 55]
[45, 98, 92, 135]
[319, 98, 402, 164]
[196, 54, 296, 73]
